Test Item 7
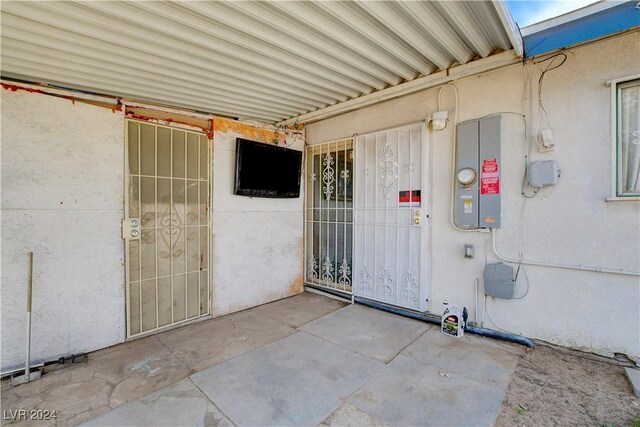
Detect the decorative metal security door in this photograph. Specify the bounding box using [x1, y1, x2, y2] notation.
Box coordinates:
[124, 120, 210, 338]
[354, 123, 429, 311]
[305, 138, 354, 295]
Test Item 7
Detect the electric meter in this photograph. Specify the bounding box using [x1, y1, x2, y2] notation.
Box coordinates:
[457, 167, 477, 186]
[455, 116, 502, 229]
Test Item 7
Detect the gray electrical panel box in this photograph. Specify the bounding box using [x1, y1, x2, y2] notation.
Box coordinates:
[484, 262, 515, 299]
[528, 160, 559, 188]
[455, 116, 502, 228]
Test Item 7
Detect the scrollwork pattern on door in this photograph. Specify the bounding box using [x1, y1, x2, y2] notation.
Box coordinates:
[322, 256, 334, 282]
[323, 153, 335, 200]
[378, 268, 394, 297]
[401, 272, 418, 302]
[307, 256, 318, 280]
[338, 259, 351, 286]
[378, 143, 396, 199]
[359, 265, 372, 291]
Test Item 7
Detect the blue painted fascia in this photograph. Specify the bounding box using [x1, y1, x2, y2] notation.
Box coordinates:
[523, 1, 640, 57]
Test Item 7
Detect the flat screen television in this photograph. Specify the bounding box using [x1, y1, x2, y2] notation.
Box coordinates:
[234, 138, 302, 198]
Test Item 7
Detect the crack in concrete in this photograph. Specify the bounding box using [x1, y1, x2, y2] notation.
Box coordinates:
[188, 377, 238, 427]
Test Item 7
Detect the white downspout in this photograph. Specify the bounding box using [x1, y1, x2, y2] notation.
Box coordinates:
[24, 252, 34, 382]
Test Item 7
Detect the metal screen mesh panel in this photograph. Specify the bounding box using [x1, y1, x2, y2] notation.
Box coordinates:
[125, 120, 210, 337]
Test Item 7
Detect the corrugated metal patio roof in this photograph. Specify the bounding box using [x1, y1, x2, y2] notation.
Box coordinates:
[0, 1, 521, 123]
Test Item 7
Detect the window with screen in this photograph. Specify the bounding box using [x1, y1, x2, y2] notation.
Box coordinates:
[616, 79, 640, 197]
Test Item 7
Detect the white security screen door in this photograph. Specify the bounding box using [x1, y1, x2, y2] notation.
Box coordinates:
[124, 120, 210, 338]
[305, 138, 354, 295]
[354, 123, 429, 311]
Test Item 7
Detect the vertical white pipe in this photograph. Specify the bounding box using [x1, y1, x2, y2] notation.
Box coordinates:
[475, 277, 479, 324]
[170, 129, 175, 324]
[342, 142, 347, 292]
[374, 134, 378, 301]
[25, 252, 33, 383]
[395, 131, 400, 302]
[481, 293, 487, 328]
[154, 126, 159, 329]
[351, 135, 358, 298]
[333, 143, 340, 289]
[138, 124, 143, 332]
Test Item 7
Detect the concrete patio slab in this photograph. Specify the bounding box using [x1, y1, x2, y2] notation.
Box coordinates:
[0, 293, 328, 426]
[157, 309, 296, 372]
[624, 367, 640, 397]
[191, 331, 383, 426]
[253, 291, 347, 327]
[3, 293, 524, 427]
[319, 403, 390, 427]
[90, 336, 193, 408]
[82, 379, 233, 427]
[301, 304, 431, 362]
[349, 354, 506, 427]
[1, 335, 193, 426]
[402, 328, 523, 388]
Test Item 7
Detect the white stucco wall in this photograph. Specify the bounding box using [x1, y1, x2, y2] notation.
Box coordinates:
[306, 32, 640, 357]
[0, 88, 305, 371]
[210, 132, 304, 316]
[1, 89, 126, 372]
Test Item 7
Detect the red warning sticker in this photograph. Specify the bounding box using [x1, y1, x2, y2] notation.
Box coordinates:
[481, 159, 500, 195]
[399, 190, 421, 207]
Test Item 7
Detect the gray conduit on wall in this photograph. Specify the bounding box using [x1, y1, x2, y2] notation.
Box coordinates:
[354, 296, 535, 348]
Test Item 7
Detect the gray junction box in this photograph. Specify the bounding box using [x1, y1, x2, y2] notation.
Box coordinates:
[484, 262, 515, 299]
[528, 160, 559, 188]
[455, 116, 502, 229]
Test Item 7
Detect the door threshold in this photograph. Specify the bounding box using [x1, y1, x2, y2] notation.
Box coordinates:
[125, 314, 212, 342]
[354, 296, 429, 321]
[304, 284, 353, 303]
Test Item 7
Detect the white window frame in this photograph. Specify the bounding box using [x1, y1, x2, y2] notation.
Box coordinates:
[608, 74, 640, 201]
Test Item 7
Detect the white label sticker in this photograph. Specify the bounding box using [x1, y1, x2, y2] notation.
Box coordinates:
[463, 199, 473, 214]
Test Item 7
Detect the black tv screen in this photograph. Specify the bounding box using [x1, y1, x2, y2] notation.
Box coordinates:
[234, 138, 302, 198]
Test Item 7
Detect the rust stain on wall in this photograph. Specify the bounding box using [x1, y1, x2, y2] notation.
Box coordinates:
[1, 83, 45, 94]
[207, 118, 214, 140]
[3, 84, 299, 144]
[2, 83, 122, 112]
[213, 118, 302, 144]
[288, 273, 305, 296]
[81, 99, 122, 113]
[288, 236, 305, 296]
[213, 118, 280, 142]
[125, 107, 212, 137]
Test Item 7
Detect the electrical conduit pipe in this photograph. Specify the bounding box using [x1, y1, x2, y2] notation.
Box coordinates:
[354, 296, 535, 348]
[491, 229, 640, 277]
